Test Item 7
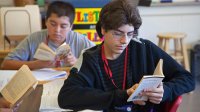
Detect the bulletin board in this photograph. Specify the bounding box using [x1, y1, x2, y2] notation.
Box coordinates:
[73, 8, 102, 44]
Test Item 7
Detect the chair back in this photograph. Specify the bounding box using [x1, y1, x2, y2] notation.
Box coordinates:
[161, 96, 182, 112]
[0, 5, 41, 49]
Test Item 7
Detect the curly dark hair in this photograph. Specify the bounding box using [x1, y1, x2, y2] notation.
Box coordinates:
[96, 0, 142, 38]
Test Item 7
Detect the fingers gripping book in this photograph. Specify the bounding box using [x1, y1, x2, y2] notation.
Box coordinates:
[0, 65, 38, 108]
[33, 42, 71, 61]
[127, 59, 165, 102]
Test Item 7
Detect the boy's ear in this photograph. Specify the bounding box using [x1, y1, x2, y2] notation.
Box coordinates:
[101, 28, 105, 35]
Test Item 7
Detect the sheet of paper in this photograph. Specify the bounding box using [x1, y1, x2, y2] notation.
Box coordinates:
[32, 68, 67, 81]
[0, 68, 67, 89]
[0, 70, 17, 91]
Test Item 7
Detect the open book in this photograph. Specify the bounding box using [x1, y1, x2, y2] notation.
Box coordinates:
[33, 42, 70, 61]
[127, 59, 165, 102]
[0, 65, 38, 108]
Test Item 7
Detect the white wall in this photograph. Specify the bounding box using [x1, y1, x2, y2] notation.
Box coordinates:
[138, 5, 200, 49]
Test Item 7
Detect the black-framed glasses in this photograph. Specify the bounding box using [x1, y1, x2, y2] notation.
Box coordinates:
[111, 29, 138, 39]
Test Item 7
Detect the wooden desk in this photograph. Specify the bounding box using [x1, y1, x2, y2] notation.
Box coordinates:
[0, 50, 10, 59]
[23, 67, 70, 111]
[0, 68, 70, 112]
[54, 67, 71, 73]
[0, 50, 11, 67]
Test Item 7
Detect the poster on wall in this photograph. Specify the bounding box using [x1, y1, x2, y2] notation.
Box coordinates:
[73, 8, 103, 44]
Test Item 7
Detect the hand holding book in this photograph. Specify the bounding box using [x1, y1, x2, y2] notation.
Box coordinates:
[34, 42, 71, 61]
[55, 43, 71, 60]
[0, 65, 38, 108]
[0, 95, 11, 108]
[127, 59, 164, 102]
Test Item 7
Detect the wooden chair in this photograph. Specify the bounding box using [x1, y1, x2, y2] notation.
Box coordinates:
[0, 5, 41, 49]
[157, 32, 190, 71]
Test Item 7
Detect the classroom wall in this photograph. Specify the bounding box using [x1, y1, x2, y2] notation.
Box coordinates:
[138, 5, 200, 49]
[1, 3, 200, 49]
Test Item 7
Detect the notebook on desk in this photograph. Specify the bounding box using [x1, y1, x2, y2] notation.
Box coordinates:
[0, 68, 67, 89]
[32, 68, 67, 84]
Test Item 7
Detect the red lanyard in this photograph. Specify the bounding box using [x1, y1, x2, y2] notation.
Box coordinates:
[101, 45, 128, 90]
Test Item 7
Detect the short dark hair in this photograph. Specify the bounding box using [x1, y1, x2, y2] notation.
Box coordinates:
[46, 1, 75, 25]
[96, 0, 142, 38]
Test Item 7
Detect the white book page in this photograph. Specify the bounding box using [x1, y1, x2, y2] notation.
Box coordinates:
[34, 48, 55, 61]
[127, 76, 164, 102]
[39, 43, 55, 55]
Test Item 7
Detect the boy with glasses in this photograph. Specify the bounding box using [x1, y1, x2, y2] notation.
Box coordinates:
[58, 0, 194, 111]
[1, 1, 95, 70]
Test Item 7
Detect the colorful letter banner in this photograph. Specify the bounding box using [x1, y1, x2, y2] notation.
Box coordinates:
[74, 8, 102, 44]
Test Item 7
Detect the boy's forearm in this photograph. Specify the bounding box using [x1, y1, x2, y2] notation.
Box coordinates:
[1, 60, 37, 70]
